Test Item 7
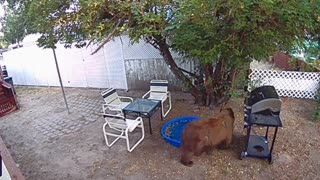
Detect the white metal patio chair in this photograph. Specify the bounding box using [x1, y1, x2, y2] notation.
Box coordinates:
[101, 88, 133, 114]
[142, 80, 172, 117]
[102, 113, 145, 152]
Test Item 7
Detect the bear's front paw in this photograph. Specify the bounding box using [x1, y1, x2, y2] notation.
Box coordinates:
[181, 160, 194, 167]
[205, 147, 214, 155]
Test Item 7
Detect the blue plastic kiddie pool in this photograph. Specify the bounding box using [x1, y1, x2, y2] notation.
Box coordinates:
[161, 116, 201, 147]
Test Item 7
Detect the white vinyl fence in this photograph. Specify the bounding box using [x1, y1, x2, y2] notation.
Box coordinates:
[3, 42, 112, 88]
[249, 69, 320, 99]
[2, 34, 189, 90]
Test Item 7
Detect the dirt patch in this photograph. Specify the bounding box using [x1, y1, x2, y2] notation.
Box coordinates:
[0, 86, 319, 179]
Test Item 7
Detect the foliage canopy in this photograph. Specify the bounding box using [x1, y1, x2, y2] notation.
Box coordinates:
[1, 0, 320, 105]
[171, 0, 320, 63]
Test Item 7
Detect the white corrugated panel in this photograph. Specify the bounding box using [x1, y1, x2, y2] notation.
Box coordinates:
[27, 45, 53, 86]
[82, 44, 110, 88]
[54, 44, 87, 87]
[3, 44, 56, 86]
[2, 34, 185, 89]
[3, 48, 28, 85]
[104, 37, 128, 89]
[3, 39, 111, 88]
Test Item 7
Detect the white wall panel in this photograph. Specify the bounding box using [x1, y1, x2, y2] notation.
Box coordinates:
[82, 45, 109, 88]
[3, 45, 55, 86]
[2, 34, 186, 90]
[104, 37, 128, 89]
[3, 48, 27, 85]
[3, 36, 112, 88]
[54, 44, 87, 87]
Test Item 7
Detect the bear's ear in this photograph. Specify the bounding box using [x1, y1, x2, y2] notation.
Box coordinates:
[222, 121, 227, 128]
[220, 102, 227, 112]
[219, 101, 228, 112]
[219, 104, 223, 112]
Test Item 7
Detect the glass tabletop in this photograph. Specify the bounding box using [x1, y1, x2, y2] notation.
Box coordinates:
[123, 98, 160, 114]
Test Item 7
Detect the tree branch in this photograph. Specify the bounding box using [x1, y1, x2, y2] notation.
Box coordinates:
[154, 36, 204, 103]
[86, 39, 94, 48]
[91, 20, 121, 55]
[145, 36, 160, 50]
[178, 67, 198, 78]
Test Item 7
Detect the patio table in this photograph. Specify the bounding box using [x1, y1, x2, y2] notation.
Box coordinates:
[123, 98, 162, 134]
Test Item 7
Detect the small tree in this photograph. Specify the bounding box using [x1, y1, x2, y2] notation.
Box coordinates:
[1, 0, 200, 100]
[169, 0, 320, 105]
[1, 0, 320, 106]
[314, 89, 320, 121]
[1, 9, 26, 46]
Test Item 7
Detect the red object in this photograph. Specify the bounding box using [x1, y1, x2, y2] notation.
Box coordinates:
[0, 81, 17, 117]
[271, 52, 314, 71]
[272, 52, 292, 71]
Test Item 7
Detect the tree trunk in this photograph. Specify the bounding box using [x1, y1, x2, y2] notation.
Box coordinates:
[211, 58, 233, 106]
[150, 37, 235, 106]
[228, 66, 238, 92]
[153, 37, 206, 104]
[203, 63, 214, 106]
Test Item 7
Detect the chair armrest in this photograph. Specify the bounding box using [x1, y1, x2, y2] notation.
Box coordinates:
[119, 96, 133, 102]
[103, 103, 122, 111]
[142, 91, 151, 99]
[102, 104, 107, 111]
[101, 113, 124, 119]
[126, 117, 143, 132]
[161, 91, 170, 101]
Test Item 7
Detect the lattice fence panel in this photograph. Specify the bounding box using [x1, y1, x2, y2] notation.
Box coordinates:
[249, 69, 320, 99]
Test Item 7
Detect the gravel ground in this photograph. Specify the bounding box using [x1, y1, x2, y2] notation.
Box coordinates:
[0, 86, 319, 180]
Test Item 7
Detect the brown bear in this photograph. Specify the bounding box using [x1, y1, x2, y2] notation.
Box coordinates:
[180, 108, 235, 167]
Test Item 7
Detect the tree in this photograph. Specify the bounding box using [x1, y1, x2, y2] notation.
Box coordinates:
[1, 0, 199, 101]
[169, 0, 320, 105]
[0, 36, 8, 49]
[1, 0, 320, 106]
[303, 35, 320, 64]
[1, 9, 26, 46]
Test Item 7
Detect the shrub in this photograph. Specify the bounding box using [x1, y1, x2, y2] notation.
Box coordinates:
[313, 89, 320, 121]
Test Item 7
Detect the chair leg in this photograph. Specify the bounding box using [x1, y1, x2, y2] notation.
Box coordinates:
[161, 101, 165, 118]
[162, 93, 172, 117]
[126, 121, 145, 152]
[103, 122, 124, 147]
[102, 105, 107, 114]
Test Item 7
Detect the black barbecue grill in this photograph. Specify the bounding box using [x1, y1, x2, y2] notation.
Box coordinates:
[241, 85, 283, 164]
